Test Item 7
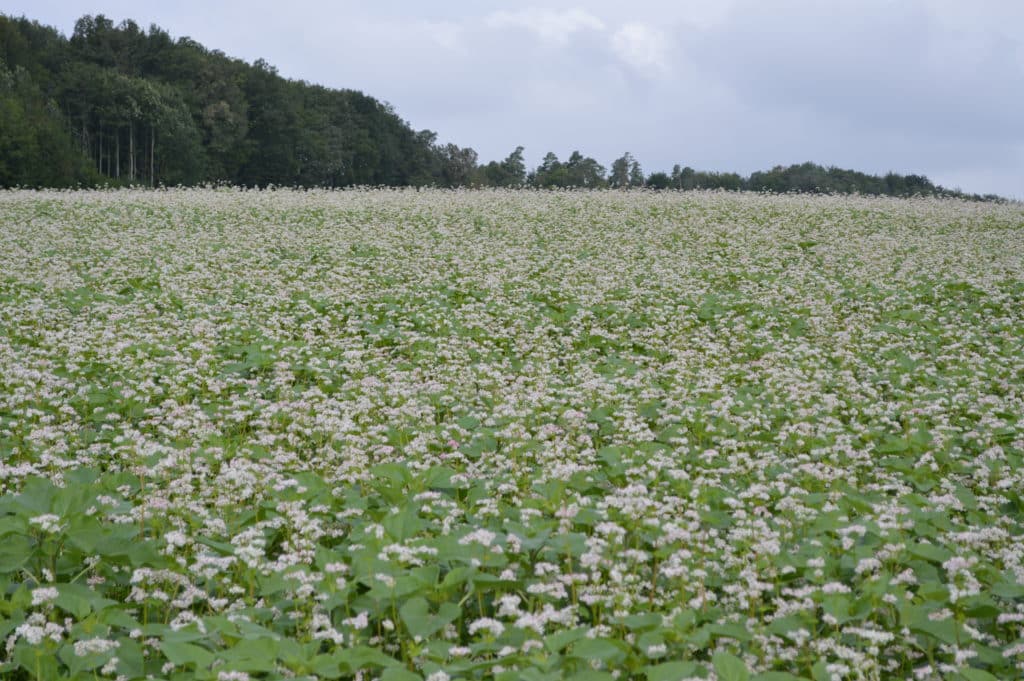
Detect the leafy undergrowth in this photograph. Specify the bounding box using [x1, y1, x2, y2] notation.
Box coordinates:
[0, 188, 1023, 681]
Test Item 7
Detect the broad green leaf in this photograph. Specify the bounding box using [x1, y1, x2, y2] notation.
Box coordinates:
[709, 622, 752, 642]
[337, 646, 402, 671]
[567, 672, 616, 681]
[645, 661, 699, 681]
[55, 583, 98, 619]
[399, 597, 459, 639]
[310, 654, 344, 680]
[14, 643, 60, 679]
[907, 542, 952, 564]
[160, 641, 214, 668]
[0, 536, 31, 572]
[218, 638, 279, 672]
[383, 505, 425, 541]
[959, 670, 1000, 681]
[570, 637, 628, 664]
[713, 651, 750, 681]
[545, 627, 587, 653]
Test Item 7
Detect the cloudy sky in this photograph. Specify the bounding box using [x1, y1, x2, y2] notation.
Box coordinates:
[9, 1, 1024, 197]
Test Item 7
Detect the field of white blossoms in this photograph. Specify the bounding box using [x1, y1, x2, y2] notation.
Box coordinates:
[0, 188, 1022, 681]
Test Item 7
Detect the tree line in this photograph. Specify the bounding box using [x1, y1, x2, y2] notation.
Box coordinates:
[0, 14, 1003, 200]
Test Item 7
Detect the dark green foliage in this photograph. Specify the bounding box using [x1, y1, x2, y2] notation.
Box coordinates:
[479, 146, 527, 187]
[530, 151, 607, 188]
[645, 172, 672, 189]
[0, 59, 100, 187]
[668, 165, 744, 191]
[660, 161, 996, 200]
[747, 162, 967, 198]
[0, 13, 455, 188]
[609, 152, 641, 188]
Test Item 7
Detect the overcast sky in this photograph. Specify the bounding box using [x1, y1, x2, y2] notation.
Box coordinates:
[8, 1, 1024, 197]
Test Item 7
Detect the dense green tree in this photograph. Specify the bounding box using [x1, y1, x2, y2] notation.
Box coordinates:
[0, 59, 98, 186]
[608, 152, 644, 188]
[531, 152, 567, 187]
[646, 171, 671, 189]
[745, 162, 941, 196]
[0, 13, 452, 188]
[628, 157, 644, 187]
[481, 146, 527, 187]
[237, 59, 299, 185]
[564, 151, 605, 187]
[436, 143, 479, 187]
[609, 153, 632, 188]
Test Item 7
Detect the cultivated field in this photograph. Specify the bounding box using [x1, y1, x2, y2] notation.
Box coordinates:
[0, 189, 1022, 681]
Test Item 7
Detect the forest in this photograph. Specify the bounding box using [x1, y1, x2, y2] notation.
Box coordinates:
[0, 13, 1003, 200]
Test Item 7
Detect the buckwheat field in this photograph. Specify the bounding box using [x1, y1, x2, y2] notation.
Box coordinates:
[1, 188, 1023, 681]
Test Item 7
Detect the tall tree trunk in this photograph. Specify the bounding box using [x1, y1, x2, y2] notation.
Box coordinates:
[150, 126, 155, 187]
[98, 129, 103, 175]
[116, 131, 120, 179]
[129, 121, 135, 182]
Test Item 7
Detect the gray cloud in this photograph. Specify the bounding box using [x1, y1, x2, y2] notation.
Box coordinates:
[7, 0, 1023, 196]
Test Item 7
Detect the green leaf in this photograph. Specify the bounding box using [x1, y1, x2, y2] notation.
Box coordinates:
[876, 437, 909, 454]
[645, 661, 699, 681]
[14, 643, 59, 679]
[713, 652, 750, 681]
[310, 654, 344, 680]
[194, 535, 236, 556]
[767, 615, 811, 640]
[992, 577, 1024, 599]
[160, 641, 214, 668]
[0, 536, 31, 572]
[66, 523, 139, 555]
[570, 637, 627, 664]
[372, 463, 413, 486]
[909, 618, 959, 646]
[907, 541, 952, 564]
[55, 583, 98, 619]
[0, 516, 25, 538]
[423, 466, 457, 489]
[959, 670, 1000, 681]
[709, 622, 752, 642]
[620, 612, 662, 631]
[337, 646, 402, 672]
[753, 673, 811, 681]
[381, 668, 423, 681]
[383, 505, 425, 541]
[218, 638, 279, 673]
[115, 638, 145, 679]
[545, 627, 587, 653]
[399, 597, 459, 639]
[567, 672, 616, 681]
[59, 641, 116, 675]
[16, 477, 57, 514]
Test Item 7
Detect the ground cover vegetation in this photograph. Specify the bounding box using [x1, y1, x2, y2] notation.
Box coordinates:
[0, 188, 1022, 679]
[0, 14, 1004, 201]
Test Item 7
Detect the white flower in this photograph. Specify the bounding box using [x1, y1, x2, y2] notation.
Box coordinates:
[217, 672, 251, 681]
[468, 618, 505, 637]
[29, 514, 62, 533]
[74, 638, 120, 657]
[31, 587, 59, 607]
